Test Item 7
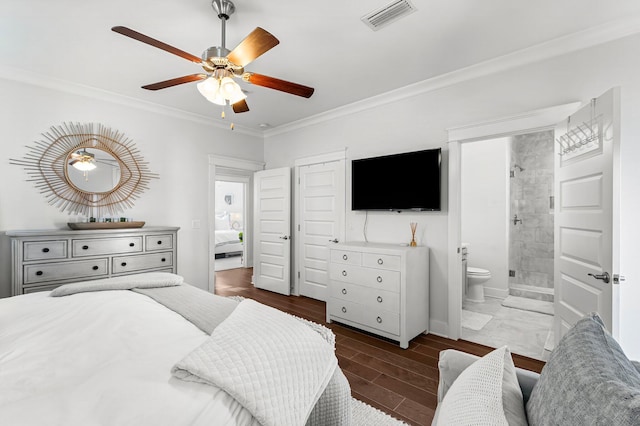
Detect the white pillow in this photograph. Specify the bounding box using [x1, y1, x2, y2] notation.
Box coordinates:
[435, 346, 527, 426]
[215, 214, 230, 230]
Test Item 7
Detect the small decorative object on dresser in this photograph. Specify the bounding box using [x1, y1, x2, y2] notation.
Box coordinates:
[7, 226, 179, 296]
[409, 222, 418, 247]
[327, 242, 429, 349]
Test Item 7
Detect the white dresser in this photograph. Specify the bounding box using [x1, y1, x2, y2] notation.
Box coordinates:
[326, 242, 429, 349]
[8, 226, 179, 296]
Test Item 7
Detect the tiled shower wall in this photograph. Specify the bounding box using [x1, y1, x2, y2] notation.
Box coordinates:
[509, 130, 554, 301]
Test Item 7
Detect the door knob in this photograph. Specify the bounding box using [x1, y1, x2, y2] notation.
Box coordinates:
[329, 238, 339, 243]
[279, 235, 289, 240]
[588, 272, 610, 284]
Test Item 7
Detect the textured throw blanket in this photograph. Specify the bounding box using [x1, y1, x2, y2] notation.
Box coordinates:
[49, 272, 184, 297]
[172, 299, 339, 426]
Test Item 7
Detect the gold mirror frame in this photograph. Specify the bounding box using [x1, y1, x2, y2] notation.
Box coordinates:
[11, 122, 158, 217]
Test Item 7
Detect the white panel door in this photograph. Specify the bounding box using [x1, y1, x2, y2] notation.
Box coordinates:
[253, 167, 291, 295]
[298, 160, 345, 301]
[554, 88, 620, 342]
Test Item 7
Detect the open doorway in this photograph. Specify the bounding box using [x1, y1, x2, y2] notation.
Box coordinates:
[459, 131, 555, 361]
[214, 178, 247, 272]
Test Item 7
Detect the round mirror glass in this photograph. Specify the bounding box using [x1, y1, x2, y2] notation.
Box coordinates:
[66, 148, 121, 193]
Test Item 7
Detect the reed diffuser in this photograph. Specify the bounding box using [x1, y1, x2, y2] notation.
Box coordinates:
[409, 222, 418, 247]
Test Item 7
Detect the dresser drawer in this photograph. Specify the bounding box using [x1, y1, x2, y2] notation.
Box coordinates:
[23, 240, 67, 261]
[329, 263, 366, 284]
[363, 309, 400, 335]
[145, 234, 173, 251]
[72, 237, 143, 257]
[329, 281, 367, 303]
[112, 252, 173, 274]
[364, 287, 400, 313]
[24, 259, 109, 284]
[328, 298, 363, 324]
[330, 249, 362, 265]
[362, 253, 401, 271]
[361, 268, 401, 292]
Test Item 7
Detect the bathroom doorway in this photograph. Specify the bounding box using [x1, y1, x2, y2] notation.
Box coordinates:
[459, 130, 555, 361]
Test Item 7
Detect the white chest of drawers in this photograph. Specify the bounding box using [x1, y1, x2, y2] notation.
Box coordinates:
[8, 226, 179, 295]
[326, 242, 429, 349]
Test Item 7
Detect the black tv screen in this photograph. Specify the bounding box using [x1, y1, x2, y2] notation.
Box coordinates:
[351, 148, 441, 211]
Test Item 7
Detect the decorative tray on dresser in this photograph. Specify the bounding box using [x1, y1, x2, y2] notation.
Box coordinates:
[326, 241, 429, 349]
[7, 226, 179, 296]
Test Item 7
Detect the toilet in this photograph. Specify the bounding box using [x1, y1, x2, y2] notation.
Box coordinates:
[466, 266, 491, 303]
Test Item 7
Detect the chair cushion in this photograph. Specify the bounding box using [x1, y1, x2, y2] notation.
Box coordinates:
[526, 312, 640, 425]
[435, 346, 527, 426]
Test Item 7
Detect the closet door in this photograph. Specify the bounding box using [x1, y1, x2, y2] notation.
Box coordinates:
[253, 167, 291, 295]
[298, 159, 345, 301]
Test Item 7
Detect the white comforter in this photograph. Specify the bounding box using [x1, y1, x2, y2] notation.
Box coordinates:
[0, 291, 260, 426]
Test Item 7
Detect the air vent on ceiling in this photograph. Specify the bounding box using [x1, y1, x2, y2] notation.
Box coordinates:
[361, 0, 417, 31]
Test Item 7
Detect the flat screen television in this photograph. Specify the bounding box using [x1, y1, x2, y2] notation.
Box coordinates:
[351, 148, 441, 211]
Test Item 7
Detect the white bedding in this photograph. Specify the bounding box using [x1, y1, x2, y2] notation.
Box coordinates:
[215, 229, 241, 246]
[0, 291, 260, 426]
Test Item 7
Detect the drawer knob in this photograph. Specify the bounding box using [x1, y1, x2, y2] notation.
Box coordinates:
[36, 270, 43, 276]
[157, 240, 163, 245]
[377, 316, 382, 323]
[377, 258, 384, 265]
[161, 258, 166, 262]
[341, 270, 347, 277]
[377, 276, 383, 283]
[341, 307, 347, 313]
[342, 288, 347, 295]
[342, 254, 348, 261]
[42, 248, 50, 253]
[377, 296, 383, 303]
[82, 245, 89, 250]
[121, 262, 127, 267]
[129, 243, 135, 247]
[92, 266, 99, 270]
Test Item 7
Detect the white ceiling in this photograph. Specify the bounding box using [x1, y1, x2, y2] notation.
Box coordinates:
[3, 0, 640, 132]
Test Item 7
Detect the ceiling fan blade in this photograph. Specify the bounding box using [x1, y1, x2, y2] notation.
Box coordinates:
[232, 99, 250, 113]
[141, 74, 207, 91]
[227, 27, 279, 67]
[243, 73, 314, 98]
[112, 26, 203, 65]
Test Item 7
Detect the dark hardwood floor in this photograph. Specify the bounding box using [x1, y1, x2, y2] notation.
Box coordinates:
[215, 267, 545, 426]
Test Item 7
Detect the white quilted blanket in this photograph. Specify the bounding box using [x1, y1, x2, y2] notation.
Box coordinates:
[172, 299, 338, 426]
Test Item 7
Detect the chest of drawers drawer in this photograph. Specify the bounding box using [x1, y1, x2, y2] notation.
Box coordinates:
[362, 309, 400, 335]
[330, 249, 362, 265]
[72, 237, 143, 257]
[145, 234, 173, 251]
[23, 240, 67, 261]
[24, 258, 109, 284]
[329, 263, 400, 292]
[112, 252, 173, 274]
[362, 253, 401, 271]
[327, 298, 362, 324]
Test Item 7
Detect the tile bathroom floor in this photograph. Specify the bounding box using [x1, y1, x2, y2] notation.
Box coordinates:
[462, 297, 553, 361]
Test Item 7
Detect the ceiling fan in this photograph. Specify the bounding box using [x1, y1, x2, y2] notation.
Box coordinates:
[112, 0, 314, 115]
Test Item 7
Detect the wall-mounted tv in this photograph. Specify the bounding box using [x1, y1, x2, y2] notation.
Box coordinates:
[351, 148, 441, 211]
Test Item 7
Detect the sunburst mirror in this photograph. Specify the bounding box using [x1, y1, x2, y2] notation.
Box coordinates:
[11, 122, 158, 217]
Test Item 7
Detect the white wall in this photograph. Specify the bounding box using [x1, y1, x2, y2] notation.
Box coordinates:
[461, 137, 509, 298]
[264, 33, 640, 358]
[0, 77, 264, 298]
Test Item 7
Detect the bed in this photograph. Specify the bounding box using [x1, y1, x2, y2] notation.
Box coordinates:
[215, 212, 243, 257]
[0, 273, 352, 426]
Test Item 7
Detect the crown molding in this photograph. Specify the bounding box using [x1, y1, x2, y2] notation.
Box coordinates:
[265, 15, 640, 138]
[0, 65, 263, 138]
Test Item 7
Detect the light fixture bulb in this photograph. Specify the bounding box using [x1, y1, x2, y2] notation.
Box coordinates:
[73, 161, 97, 172]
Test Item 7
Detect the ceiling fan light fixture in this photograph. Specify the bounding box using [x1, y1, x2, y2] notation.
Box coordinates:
[70, 150, 97, 171]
